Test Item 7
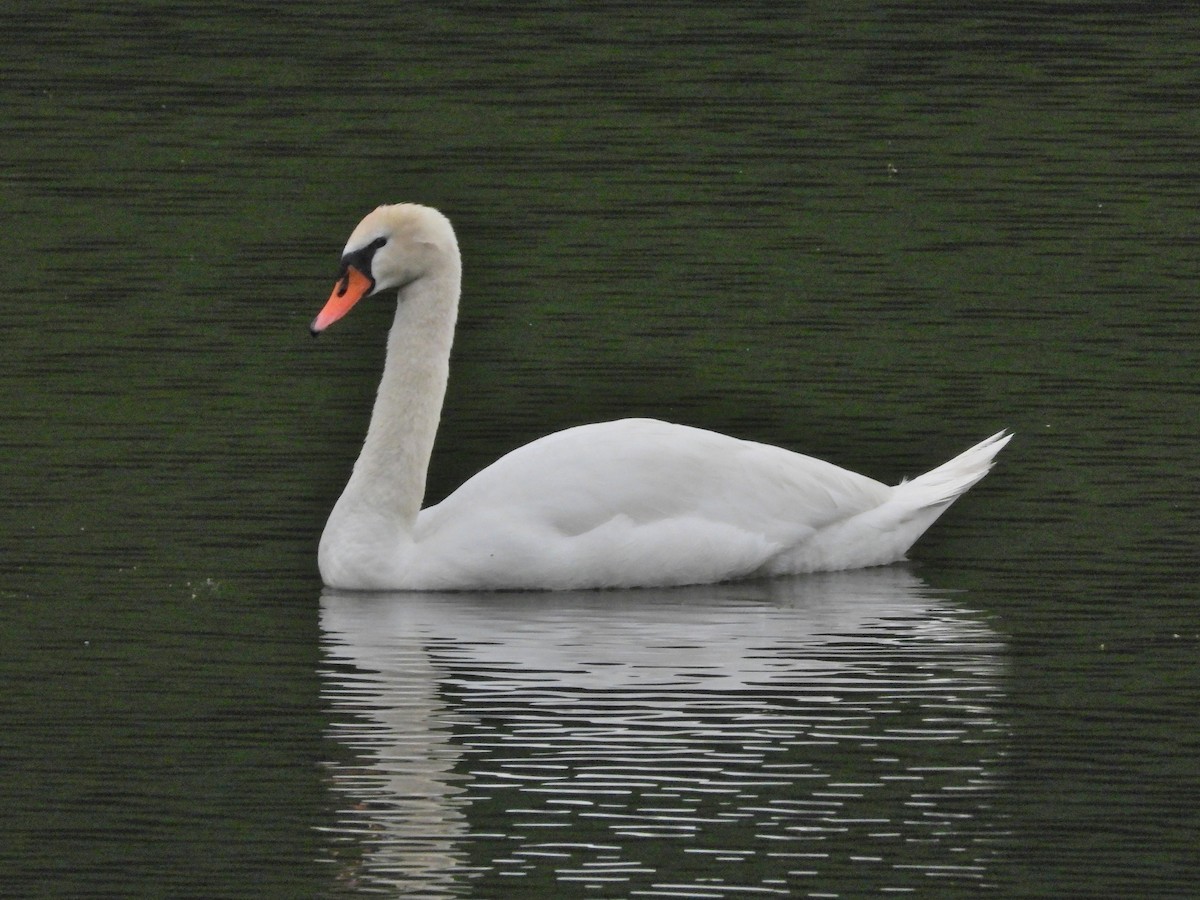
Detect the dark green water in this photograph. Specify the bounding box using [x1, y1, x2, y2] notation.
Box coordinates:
[3, 2, 1198, 897]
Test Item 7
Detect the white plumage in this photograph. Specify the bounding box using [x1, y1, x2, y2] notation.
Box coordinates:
[311, 204, 1010, 591]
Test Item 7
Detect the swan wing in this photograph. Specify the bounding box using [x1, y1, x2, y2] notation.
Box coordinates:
[409, 418, 890, 589]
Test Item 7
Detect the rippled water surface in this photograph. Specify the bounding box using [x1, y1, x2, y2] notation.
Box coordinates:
[320, 571, 1008, 896]
[3, 2, 1198, 897]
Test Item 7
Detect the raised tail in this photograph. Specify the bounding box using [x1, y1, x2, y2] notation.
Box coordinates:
[761, 430, 1013, 575]
[895, 430, 1013, 509]
[856, 429, 1012, 568]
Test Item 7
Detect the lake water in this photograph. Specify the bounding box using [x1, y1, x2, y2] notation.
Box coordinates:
[3, 2, 1198, 897]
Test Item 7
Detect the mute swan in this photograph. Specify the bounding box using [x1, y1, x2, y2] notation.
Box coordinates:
[310, 203, 1010, 591]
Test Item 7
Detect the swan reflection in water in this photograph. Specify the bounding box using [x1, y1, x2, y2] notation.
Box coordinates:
[318, 568, 1009, 896]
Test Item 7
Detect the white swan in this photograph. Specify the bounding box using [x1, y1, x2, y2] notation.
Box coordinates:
[310, 203, 1010, 591]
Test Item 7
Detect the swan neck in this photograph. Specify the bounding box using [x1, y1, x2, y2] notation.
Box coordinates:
[341, 262, 460, 535]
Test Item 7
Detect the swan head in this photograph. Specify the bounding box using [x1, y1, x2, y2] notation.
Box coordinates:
[310, 203, 457, 335]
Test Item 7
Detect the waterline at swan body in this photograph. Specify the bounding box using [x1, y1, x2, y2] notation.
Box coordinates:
[311, 203, 1010, 591]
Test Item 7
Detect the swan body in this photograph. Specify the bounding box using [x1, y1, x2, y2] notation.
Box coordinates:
[311, 204, 1010, 591]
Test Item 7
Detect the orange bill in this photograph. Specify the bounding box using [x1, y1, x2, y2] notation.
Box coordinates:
[310, 265, 374, 335]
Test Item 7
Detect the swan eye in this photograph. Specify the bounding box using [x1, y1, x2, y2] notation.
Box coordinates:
[337, 236, 390, 289]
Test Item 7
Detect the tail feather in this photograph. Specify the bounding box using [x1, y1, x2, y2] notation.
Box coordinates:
[852, 429, 1012, 569]
[762, 431, 1012, 575]
[896, 430, 1013, 508]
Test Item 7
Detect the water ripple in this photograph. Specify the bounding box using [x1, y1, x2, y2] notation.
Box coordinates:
[319, 569, 1008, 896]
